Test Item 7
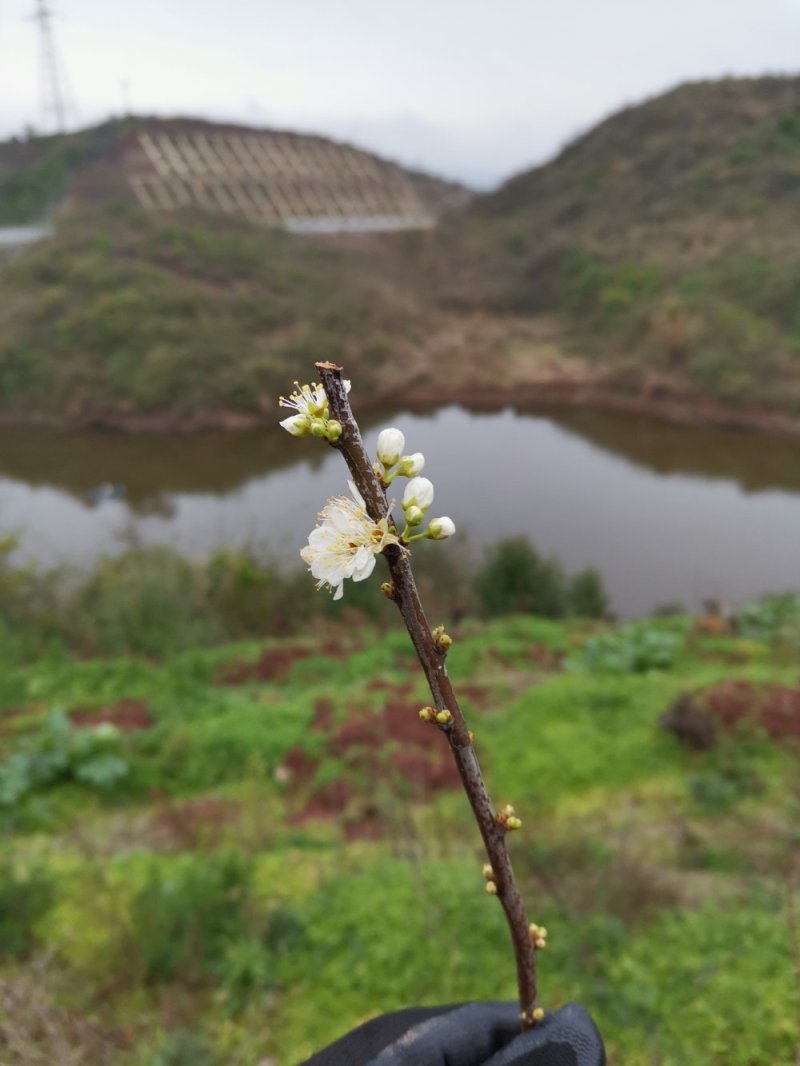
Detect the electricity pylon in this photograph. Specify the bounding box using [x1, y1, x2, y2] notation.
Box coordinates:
[32, 0, 72, 132]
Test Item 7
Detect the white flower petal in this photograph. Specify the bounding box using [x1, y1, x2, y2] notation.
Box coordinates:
[300, 488, 399, 600]
[403, 476, 434, 512]
[280, 414, 310, 436]
[348, 480, 367, 511]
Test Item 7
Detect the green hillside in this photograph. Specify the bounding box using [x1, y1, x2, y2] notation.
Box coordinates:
[2, 77, 800, 426]
[1, 598, 798, 1063]
[0, 206, 436, 422]
[431, 77, 800, 415]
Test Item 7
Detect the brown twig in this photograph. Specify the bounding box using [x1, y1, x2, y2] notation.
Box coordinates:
[316, 361, 538, 1028]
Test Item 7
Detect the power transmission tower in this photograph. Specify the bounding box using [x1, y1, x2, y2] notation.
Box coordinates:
[32, 0, 72, 132]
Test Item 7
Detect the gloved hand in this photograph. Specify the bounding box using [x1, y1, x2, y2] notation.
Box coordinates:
[302, 1001, 605, 1065]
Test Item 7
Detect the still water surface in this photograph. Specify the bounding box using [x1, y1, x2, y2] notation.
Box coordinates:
[1, 406, 799, 617]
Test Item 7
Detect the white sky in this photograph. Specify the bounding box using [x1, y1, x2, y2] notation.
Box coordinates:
[0, 0, 798, 187]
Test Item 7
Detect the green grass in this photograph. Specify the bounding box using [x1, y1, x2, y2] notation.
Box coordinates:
[0, 605, 798, 1063]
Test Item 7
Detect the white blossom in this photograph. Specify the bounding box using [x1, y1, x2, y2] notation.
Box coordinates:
[403, 476, 434, 513]
[428, 516, 456, 540]
[396, 452, 425, 477]
[300, 485, 398, 600]
[279, 414, 310, 437]
[278, 380, 351, 436]
[376, 428, 405, 468]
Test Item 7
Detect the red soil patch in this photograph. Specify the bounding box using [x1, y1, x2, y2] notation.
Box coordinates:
[280, 696, 460, 838]
[663, 680, 800, 750]
[691, 616, 736, 637]
[149, 794, 237, 849]
[215, 639, 360, 686]
[69, 699, 153, 734]
[311, 697, 336, 733]
[706, 681, 800, 738]
[460, 683, 492, 708]
[528, 644, 564, 670]
[215, 645, 309, 684]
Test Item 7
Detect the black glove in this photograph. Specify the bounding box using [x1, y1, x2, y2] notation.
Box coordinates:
[302, 1001, 605, 1065]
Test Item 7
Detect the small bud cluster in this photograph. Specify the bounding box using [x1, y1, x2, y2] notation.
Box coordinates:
[419, 706, 452, 726]
[483, 863, 497, 895]
[521, 1007, 546, 1024]
[496, 804, 522, 831]
[279, 380, 349, 442]
[529, 922, 548, 950]
[376, 428, 424, 483]
[431, 624, 453, 652]
[373, 427, 455, 545]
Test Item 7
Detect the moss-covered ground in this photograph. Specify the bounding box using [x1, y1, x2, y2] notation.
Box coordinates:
[0, 610, 798, 1064]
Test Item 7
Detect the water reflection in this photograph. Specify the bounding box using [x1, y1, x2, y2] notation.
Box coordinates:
[1, 406, 799, 618]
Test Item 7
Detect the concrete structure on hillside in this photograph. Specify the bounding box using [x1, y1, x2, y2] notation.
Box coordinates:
[124, 125, 469, 233]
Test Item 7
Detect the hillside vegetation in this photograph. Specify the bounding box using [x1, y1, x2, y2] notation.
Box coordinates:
[0, 206, 436, 422]
[1, 596, 799, 1063]
[432, 77, 800, 415]
[2, 77, 800, 426]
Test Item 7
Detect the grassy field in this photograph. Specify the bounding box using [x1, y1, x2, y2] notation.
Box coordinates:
[1, 596, 798, 1064]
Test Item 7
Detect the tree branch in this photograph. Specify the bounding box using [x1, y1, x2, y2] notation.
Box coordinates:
[316, 361, 539, 1029]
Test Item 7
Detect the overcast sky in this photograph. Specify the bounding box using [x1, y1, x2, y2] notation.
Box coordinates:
[0, 0, 797, 187]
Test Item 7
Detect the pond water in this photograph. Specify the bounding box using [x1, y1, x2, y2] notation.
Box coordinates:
[1, 405, 799, 618]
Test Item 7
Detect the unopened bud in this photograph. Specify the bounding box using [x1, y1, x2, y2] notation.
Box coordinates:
[435, 709, 452, 725]
[325, 419, 342, 442]
[507, 816, 522, 831]
[310, 417, 327, 438]
[403, 476, 434, 513]
[396, 452, 425, 477]
[376, 428, 405, 468]
[405, 505, 424, 527]
[380, 581, 396, 600]
[533, 1008, 545, 1022]
[419, 707, 435, 722]
[482, 864, 494, 881]
[427, 516, 456, 540]
[485, 881, 497, 895]
[536, 937, 547, 949]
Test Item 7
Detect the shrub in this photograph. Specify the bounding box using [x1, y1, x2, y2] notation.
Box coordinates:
[129, 852, 253, 986]
[0, 865, 53, 959]
[566, 568, 609, 618]
[0, 710, 128, 807]
[566, 622, 682, 674]
[474, 536, 567, 618]
[737, 594, 800, 647]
